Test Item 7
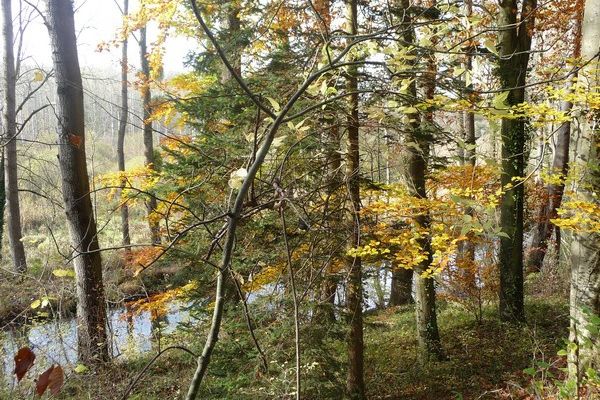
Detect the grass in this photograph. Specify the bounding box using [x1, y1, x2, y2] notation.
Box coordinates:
[1, 296, 570, 399]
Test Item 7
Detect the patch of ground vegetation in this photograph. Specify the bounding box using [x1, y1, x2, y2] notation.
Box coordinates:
[3, 297, 569, 400]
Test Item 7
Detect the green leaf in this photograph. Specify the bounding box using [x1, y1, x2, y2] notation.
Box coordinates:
[74, 364, 88, 374]
[523, 367, 537, 376]
[492, 91, 510, 110]
[30, 300, 41, 309]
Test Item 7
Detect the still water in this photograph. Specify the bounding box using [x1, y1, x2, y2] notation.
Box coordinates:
[1, 301, 192, 389]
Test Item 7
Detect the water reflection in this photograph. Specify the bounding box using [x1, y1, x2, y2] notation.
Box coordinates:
[1, 301, 191, 387]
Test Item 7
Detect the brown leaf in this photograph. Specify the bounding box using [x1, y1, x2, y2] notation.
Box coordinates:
[68, 134, 83, 148]
[35, 364, 63, 396]
[48, 365, 64, 395]
[36, 365, 53, 395]
[14, 347, 35, 382]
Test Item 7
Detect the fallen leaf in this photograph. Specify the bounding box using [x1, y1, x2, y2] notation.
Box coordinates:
[14, 347, 35, 382]
[36, 365, 64, 396]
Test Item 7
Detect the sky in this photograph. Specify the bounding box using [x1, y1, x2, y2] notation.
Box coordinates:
[15, 0, 195, 76]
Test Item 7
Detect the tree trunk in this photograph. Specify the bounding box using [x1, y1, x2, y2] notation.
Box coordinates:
[568, 0, 600, 383]
[117, 0, 131, 252]
[398, 0, 444, 362]
[344, 1, 365, 398]
[46, 0, 109, 363]
[0, 152, 5, 259]
[389, 266, 413, 306]
[2, 0, 27, 273]
[220, 1, 241, 84]
[139, 26, 161, 245]
[316, 0, 340, 323]
[497, 0, 536, 322]
[526, 7, 583, 273]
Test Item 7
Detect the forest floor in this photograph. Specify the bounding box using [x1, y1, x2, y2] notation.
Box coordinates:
[22, 296, 570, 400]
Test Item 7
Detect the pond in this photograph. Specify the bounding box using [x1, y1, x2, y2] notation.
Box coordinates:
[1, 301, 193, 390]
[0, 270, 390, 390]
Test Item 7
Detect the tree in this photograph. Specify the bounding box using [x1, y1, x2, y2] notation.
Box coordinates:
[567, 0, 600, 382]
[526, 2, 584, 273]
[398, 0, 444, 361]
[496, 0, 536, 322]
[389, 264, 413, 306]
[117, 0, 131, 252]
[45, 0, 109, 363]
[344, 0, 365, 397]
[2, 0, 27, 273]
[139, 24, 161, 245]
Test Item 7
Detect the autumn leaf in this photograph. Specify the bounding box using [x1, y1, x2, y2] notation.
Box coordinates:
[36, 364, 64, 396]
[68, 134, 83, 148]
[14, 347, 35, 382]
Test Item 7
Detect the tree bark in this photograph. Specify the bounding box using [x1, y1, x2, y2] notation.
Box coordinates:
[497, 0, 536, 322]
[139, 26, 161, 245]
[0, 152, 5, 259]
[315, 0, 341, 323]
[45, 0, 109, 363]
[389, 266, 413, 306]
[344, 1, 365, 398]
[568, 0, 600, 383]
[526, 7, 583, 273]
[2, 0, 27, 273]
[398, 0, 444, 362]
[117, 0, 131, 252]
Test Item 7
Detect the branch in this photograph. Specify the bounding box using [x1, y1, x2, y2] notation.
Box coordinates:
[189, 0, 276, 119]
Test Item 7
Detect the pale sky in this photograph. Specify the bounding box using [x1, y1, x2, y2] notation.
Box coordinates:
[14, 0, 195, 75]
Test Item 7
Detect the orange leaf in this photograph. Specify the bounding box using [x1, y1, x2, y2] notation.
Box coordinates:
[68, 134, 83, 148]
[14, 347, 35, 382]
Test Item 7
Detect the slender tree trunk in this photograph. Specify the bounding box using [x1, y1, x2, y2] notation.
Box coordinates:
[2, 0, 27, 273]
[46, 0, 109, 363]
[344, 1, 365, 398]
[568, 0, 600, 383]
[526, 7, 583, 273]
[0, 152, 5, 259]
[316, 0, 340, 322]
[117, 0, 131, 252]
[398, 0, 444, 361]
[457, 0, 477, 295]
[220, 1, 241, 84]
[139, 26, 161, 245]
[497, 0, 536, 322]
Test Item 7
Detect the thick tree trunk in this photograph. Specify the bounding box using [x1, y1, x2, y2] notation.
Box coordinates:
[139, 26, 161, 245]
[344, 1, 365, 398]
[527, 8, 583, 273]
[46, 0, 109, 363]
[497, 0, 536, 322]
[568, 0, 600, 383]
[117, 0, 131, 251]
[2, 0, 27, 273]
